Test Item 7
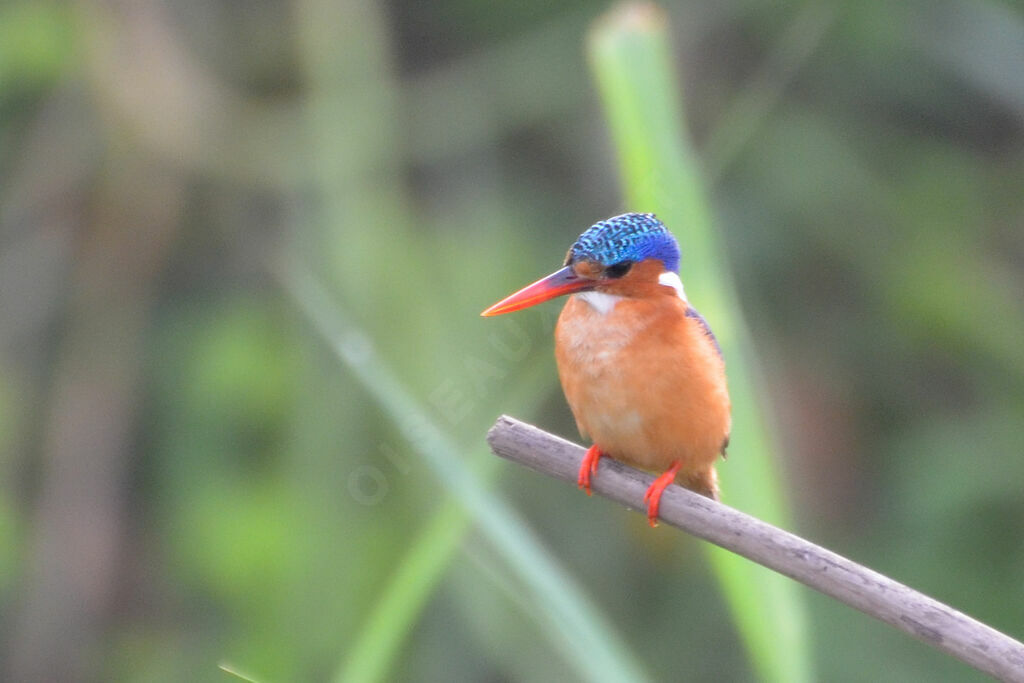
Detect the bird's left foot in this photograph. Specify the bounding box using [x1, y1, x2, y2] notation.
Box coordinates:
[643, 461, 682, 527]
[577, 445, 603, 496]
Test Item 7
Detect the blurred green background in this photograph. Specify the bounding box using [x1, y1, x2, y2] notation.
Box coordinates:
[1, 0, 1022, 681]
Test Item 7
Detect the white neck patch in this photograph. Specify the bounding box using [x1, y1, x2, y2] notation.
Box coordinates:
[576, 271, 686, 314]
[576, 291, 623, 315]
[658, 271, 687, 301]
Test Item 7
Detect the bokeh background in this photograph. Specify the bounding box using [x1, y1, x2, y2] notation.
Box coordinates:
[2, 0, 1022, 681]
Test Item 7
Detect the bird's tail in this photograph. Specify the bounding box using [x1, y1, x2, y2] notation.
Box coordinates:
[681, 466, 720, 501]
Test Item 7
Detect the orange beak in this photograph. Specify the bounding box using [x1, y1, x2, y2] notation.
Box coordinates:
[481, 266, 594, 316]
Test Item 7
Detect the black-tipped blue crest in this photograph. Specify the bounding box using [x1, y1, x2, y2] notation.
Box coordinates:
[568, 213, 680, 273]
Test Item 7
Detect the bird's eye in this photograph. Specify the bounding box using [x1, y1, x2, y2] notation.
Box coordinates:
[604, 261, 633, 279]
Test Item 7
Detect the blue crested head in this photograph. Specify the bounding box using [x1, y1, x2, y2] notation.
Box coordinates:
[566, 213, 680, 273]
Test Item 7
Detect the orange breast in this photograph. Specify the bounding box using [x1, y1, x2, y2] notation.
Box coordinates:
[554, 293, 730, 492]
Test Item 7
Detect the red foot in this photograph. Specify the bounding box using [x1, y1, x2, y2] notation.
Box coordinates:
[577, 445, 603, 496]
[643, 461, 682, 527]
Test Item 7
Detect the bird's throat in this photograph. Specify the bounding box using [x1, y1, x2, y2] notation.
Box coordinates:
[575, 291, 623, 315]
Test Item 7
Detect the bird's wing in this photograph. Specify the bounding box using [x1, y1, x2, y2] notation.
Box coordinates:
[685, 305, 722, 358]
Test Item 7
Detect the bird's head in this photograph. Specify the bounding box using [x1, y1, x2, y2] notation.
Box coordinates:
[481, 213, 683, 316]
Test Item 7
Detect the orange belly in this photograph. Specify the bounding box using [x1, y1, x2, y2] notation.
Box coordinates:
[555, 294, 730, 497]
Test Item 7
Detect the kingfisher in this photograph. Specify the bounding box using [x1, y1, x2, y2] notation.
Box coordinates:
[482, 213, 731, 526]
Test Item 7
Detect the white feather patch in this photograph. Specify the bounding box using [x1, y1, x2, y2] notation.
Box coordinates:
[576, 291, 623, 315]
[658, 271, 687, 301]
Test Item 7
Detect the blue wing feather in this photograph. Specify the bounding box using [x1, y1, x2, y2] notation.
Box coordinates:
[685, 306, 722, 358]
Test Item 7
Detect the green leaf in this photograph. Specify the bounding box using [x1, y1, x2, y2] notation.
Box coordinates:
[287, 270, 652, 683]
[588, 4, 813, 681]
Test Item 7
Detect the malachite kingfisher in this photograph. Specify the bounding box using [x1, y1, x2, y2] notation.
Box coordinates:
[482, 213, 731, 526]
